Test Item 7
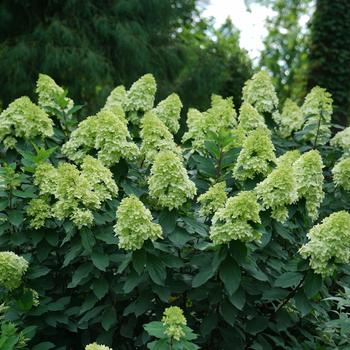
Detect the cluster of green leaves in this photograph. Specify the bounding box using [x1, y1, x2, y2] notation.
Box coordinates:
[0, 71, 349, 350]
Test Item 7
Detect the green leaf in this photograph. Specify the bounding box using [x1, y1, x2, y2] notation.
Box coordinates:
[123, 269, 144, 293]
[304, 271, 322, 298]
[294, 290, 312, 317]
[146, 255, 166, 286]
[80, 228, 96, 253]
[147, 339, 168, 350]
[158, 209, 176, 234]
[229, 241, 247, 263]
[101, 307, 117, 331]
[7, 210, 23, 227]
[169, 228, 192, 248]
[93, 278, 109, 299]
[219, 300, 238, 326]
[91, 251, 110, 271]
[68, 263, 93, 288]
[192, 268, 215, 288]
[132, 249, 147, 275]
[144, 321, 166, 338]
[200, 313, 218, 337]
[228, 288, 246, 310]
[27, 266, 50, 279]
[274, 272, 303, 288]
[219, 257, 241, 295]
[246, 316, 268, 335]
[32, 342, 55, 350]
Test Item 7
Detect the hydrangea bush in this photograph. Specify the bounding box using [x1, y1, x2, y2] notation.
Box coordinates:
[0, 71, 349, 349]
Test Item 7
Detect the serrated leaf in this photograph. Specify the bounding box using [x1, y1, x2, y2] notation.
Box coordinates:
[219, 257, 241, 295]
[146, 255, 166, 286]
[192, 268, 215, 288]
[91, 251, 109, 271]
[274, 272, 303, 288]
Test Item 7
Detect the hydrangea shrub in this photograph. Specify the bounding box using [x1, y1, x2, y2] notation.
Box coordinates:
[0, 72, 349, 350]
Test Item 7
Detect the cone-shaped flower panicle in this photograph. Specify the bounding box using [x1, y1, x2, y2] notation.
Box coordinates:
[237, 102, 267, 134]
[198, 182, 227, 217]
[153, 93, 182, 134]
[103, 85, 127, 113]
[210, 191, 261, 245]
[124, 74, 157, 124]
[0, 251, 28, 290]
[299, 211, 350, 277]
[242, 71, 278, 114]
[114, 195, 163, 250]
[294, 150, 324, 221]
[85, 343, 112, 350]
[27, 156, 118, 228]
[36, 73, 74, 111]
[0, 97, 53, 147]
[148, 151, 196, 210]
[182, 95, 236, 151]
[255, 156, 298, 222]
[162, 306, 187, 341]
[331, 126, 350, 157]
[301, 86, 332, 146]
[140, 112, 179, 165]
[62, 109, 139, 166]
[333, 157, 350, 191]
[275, 150, 300, 167]
[275, 99, 304, 138]
[233, 128, 276, 181]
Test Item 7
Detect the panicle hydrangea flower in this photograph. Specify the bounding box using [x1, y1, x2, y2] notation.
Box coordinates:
[331, 127, 350, 157]
[153, 93, 182, 134]
[237, 102, 268, 134]
[28, 156, 118, 228]
[182, 95, 236, 151]
[0, 97, 53, 147]
[62, 109, 139, 166]
[85, 343, 112, 350]
[0, 251, 28, 290]
[103, 85, 127, 113]
[36, 73, 74, 111]
[210, 191, 261, 245]
[299, 211, 350, 277]
[124, 74, 157, 124]
[294, 150, 324, 221]
[275, 150, 300, 167]
[301, 86, 332, 146]
[233, 128, 276, 181]
[162, 306, 187, 341]
[275, 99, 304, 138]
[198, 182, 227, 217]
[242, 71, 278, 114]
[332, 157, 350, 191]
[148, 151, 196, 210]
[140, 112, 179, 165]
[255, 157, 298, 222]
[114, 195, 163, 250]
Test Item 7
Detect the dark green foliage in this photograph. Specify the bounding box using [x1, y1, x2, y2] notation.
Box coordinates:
[308, 0, 350, 126]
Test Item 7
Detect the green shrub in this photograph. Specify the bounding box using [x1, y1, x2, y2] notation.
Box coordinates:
[0, 71, 350, 349]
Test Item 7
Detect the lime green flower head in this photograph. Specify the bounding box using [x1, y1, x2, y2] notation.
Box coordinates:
[114, 195, 163, 250]
[333, 158, 350, 191]
[36, 73, 74, 111]
[331, 127, 350, 157]
[153, 93, 182, 134]
[0, 97, 53, 146]
[140, 112, 179, 165]
[299, 211, 350, 277]
[62, 110, 139, 166]
[275, 150, 300, 167]
[301, 86, 332, 146]
[124, 74, 157, 124]
[198, 182, 227, 217]
[294, 150, 324, 221]
[233, 128, 276, 181]
[162, 306, 187, 341]
[242, 71, 278, 114]
[276, 99, 304, 138]
[255, 157, 298, 222]
[182, 95, 236, 151]
[237, 102, 267, 134]
[103, 85, 127, 112]
[29, 156, 118, 228]
[210, 191, 261, 245]
[0, 251, 28, 290]
[148, 151, 196, 210]
[85, 343, 112, 350]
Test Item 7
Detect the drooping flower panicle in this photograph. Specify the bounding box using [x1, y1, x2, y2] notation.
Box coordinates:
[114, 195, 163, 250]
[299, 211, 350, 277]
[162, 306, 187, 341]
[148, 151, 196, 210]
[210, 191, 261, 245]
[0, 251, 28, 290]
